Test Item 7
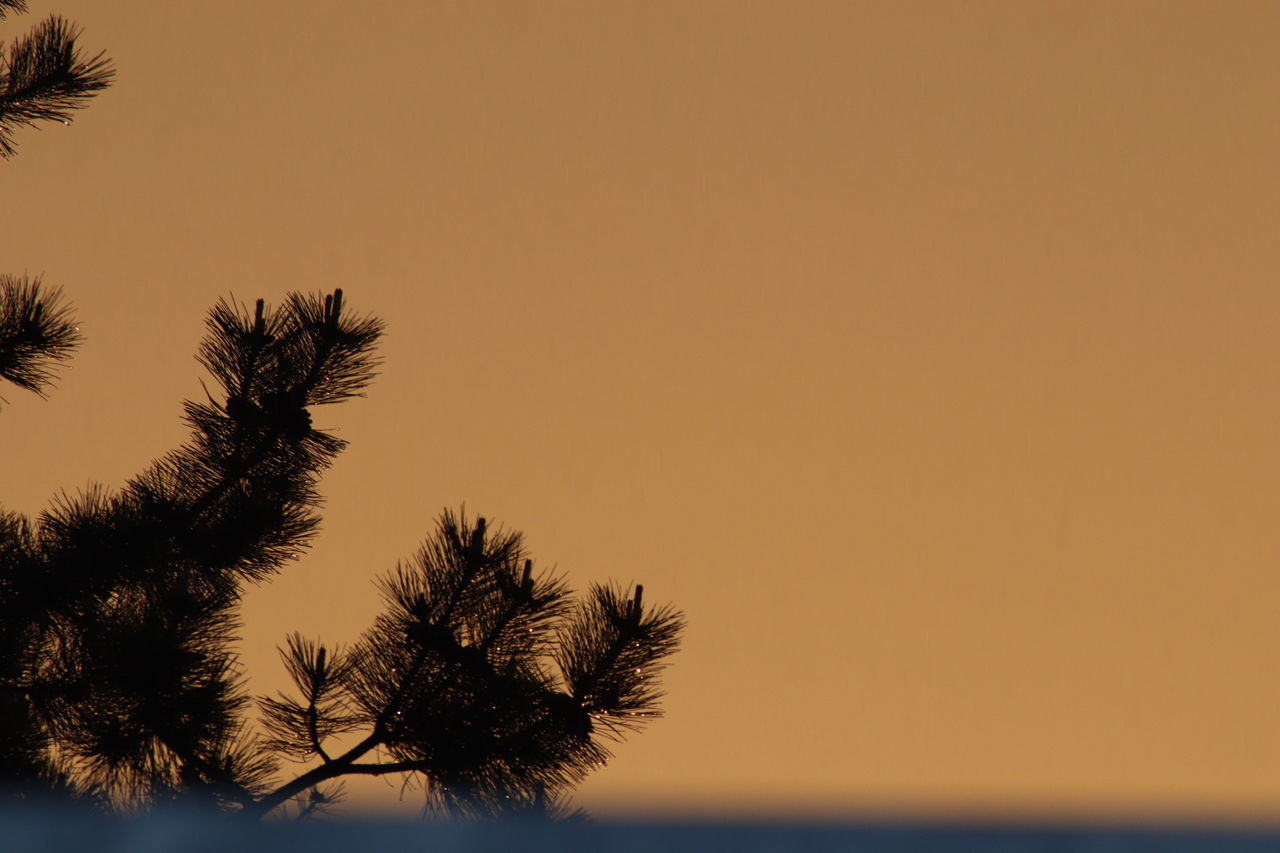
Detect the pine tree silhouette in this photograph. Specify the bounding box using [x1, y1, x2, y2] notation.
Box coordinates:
[0, 289, 684, 818]
[0, 1, 114, 158]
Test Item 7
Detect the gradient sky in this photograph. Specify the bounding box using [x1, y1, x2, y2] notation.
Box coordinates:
[6, 0, 1280, 821]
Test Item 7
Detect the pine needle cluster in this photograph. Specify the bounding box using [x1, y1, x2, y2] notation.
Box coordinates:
[0, 2, 113, 158]
[0, 290, 684, 819]
[0, 273, 80, 402]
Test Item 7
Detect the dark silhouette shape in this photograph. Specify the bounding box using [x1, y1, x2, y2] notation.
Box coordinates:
[0, 273, 81, 403]
[1, 4, 103, 403]
[0, 290, 684, 818]
[0, 1, 113, 158]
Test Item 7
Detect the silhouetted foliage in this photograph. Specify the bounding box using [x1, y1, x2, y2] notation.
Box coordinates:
[0, 1, 113, 158]
[0, 274, 80, 401]
[0, 290, 684, 818]
[1, 3, 100, 402]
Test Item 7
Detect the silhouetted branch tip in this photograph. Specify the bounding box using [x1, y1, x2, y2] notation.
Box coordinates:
[0, 14, 115, 158]
[0, 273, 81, 399]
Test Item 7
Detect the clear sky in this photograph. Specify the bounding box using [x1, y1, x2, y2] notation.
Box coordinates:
[6, 0, 1280, 822]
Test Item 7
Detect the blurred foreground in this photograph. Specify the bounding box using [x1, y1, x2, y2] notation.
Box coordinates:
[4, 808, 1280, 852]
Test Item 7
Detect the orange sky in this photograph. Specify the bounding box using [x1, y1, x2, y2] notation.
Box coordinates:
[6, 0, 1280, 822]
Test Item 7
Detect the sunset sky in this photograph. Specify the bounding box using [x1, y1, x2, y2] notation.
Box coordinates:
[6, 0, 1280, 822]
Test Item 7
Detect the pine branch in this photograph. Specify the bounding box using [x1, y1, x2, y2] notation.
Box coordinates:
[283, 510, 667, 819]
[130, 289, 384, 587]
[238, 728, 383, 819]
[0, 273, 80, 401]
[4, 285, 685, 817]
[259, 635, 363, 762]
[0, 15, 114, 158]
[557, 584, 685, 737]
[24, 291, 381, 810]
[248, 511, 567, 818]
